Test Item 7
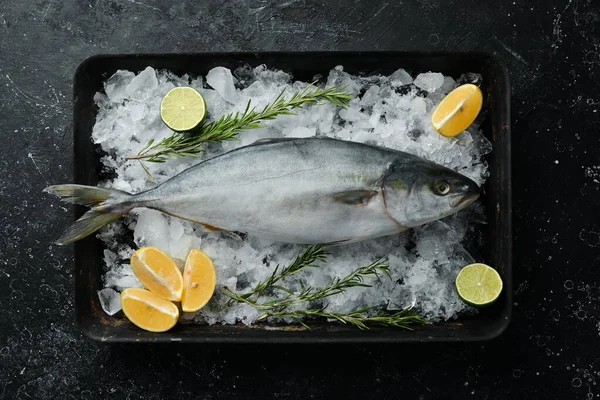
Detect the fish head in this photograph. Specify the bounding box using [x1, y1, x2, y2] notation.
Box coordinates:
[382, 160, 480, 227]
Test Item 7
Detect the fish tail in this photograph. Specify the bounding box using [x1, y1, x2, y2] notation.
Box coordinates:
[44, 184, 135, 245]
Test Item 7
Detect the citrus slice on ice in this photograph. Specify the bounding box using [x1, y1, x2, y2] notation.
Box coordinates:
[120, 288, 179, 332]
[181, 249, 217, 312]
[431, 83, 483, 137]
[455, 263, 503, 307]
[130, 247, 183, 302]
[160, 86, 206, 131]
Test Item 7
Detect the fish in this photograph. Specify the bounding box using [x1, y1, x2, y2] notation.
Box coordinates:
[44, 137, 481, 245]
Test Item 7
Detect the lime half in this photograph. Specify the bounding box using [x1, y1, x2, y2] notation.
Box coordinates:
[160, 87, 206, 132]
[455, 263, 503, 307]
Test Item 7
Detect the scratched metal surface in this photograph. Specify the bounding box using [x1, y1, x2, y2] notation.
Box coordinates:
[0, 0, 598, 398]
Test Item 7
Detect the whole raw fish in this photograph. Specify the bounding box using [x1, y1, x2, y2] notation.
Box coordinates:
[45, 137, 480, 245]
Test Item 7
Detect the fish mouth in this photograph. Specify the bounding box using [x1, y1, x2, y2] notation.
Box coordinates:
[450, 191, 480, 208]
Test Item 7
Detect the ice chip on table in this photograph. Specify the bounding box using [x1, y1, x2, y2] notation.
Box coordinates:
[97, 288, 122, 316]
[104, 70, 135, 102]
[413, 72, 445, 92]
[389, 68, 413, 87]
[206, 67, 239, 104]
[126, 67, 158, 101]
[92, 65, 490, 322]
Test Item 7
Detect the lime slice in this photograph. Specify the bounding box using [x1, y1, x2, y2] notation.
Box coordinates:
[160, 87, 206, 132]
[431, 83, 483, 137]
[455, 263, 503, 307]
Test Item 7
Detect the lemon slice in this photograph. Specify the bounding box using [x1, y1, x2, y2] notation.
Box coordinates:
[182, 249, 217, 312]
[130, 247, 184, 302]
[160, 87, 206, 132]
[431, 83, 483, 137]
[121, 288, 179, 332]
[455, 263, 503, 307]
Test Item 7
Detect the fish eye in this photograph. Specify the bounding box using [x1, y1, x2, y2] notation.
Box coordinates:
[436, 182, 451, 195]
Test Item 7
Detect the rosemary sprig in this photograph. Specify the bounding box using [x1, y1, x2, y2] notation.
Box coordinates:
[227, 244, 328, 303]
[127, 83, 352, 164]
[257, 307, 425, 331]
[224, 245, 426, 330]
[224, 258, 389, 311]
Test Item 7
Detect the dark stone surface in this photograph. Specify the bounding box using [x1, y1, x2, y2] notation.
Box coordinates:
[0, 0, 598, 398]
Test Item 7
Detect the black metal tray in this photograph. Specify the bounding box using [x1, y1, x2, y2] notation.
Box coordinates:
[73, 52, 511, 343]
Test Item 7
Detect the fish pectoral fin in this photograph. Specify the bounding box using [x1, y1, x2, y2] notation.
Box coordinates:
[200, 223, 224, 232]
[332, 190, 378, 206]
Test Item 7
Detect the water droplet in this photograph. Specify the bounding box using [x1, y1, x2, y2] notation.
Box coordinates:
[21, 328, 32, 340]
[513, 369, 522, 378]
[564, 280, 574, 290]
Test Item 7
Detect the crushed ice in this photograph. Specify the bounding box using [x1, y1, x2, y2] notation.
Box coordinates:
[92, 64, 492, 324]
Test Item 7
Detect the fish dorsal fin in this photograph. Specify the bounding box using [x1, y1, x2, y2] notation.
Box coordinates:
[333, 190, 378, 206]
[251, 137, 300, 145]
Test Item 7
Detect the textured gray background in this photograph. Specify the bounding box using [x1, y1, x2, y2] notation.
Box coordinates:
[1, 0, 599, 398]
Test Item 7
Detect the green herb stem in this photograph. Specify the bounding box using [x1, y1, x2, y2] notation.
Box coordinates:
[127, 83, 352, 165]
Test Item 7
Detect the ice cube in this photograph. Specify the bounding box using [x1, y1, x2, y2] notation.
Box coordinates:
[474, 130, 493, 155]
[206, 67, 239, 104]
[369, 111, 382, 128]
[129, 103, 146, 122]
[389, 68, 413, 87]
[104, 70, 135, 102]
[190, 76, 203, 91]
[440, 76, 457, 93]
[289, 126, 316, 138]
[458, 72, 483, 86]
[327, 65, 361, 96]
[410, 97, 428, 114]
[233, 65, 255, 88]
[133, 209, 170, 249]
[97, 288, 121, 316]
[104, 264, 142, 291]
[253, 64, 292, 86]
[360, 85, 380, 107]
[126, 67, 159, 101]
[413, 72, 444, 92]
[239, 128, 272, 146]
